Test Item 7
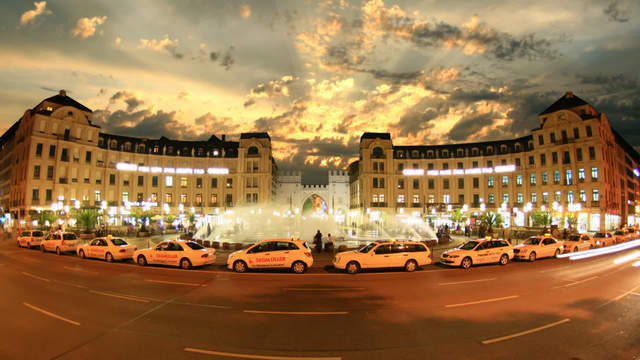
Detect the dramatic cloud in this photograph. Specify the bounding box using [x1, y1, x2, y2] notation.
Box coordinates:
[604, 0, 631, 22]
[254, 100, 307, 132]
[19, 1, 51, 26]
[109, 90, 144, 112]
[177, 91, 192, 100]
[249, 76, 297, 99]
[92, 108, 198, 140]
[240, 4, 251, 19]
[209, 46, 235, 70]
[138, 35, 183, 59]
[194, 112, 239, 134]
[71, 16, 107, 38]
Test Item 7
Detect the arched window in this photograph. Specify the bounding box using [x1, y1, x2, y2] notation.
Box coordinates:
[248, 146, 259, 156]
[167, 146, 174, 155]
[442, 150, 449, 158]
[486, 146, 494, 155]
[457, 149, 464, 157]
[110, 140, 117, 149]
[514, 144, 521, 152]
[500, 145, 507, 153]
[471, 148, 478, 156]
[372, 147, 384, 158]
[411, 150, 419, 158]
[138, 144, 146, 153]
[427, 150, 434, 158]
[123, 142, 132, 152]
[396, 150, 405, 159]
[182, 147, 190, 156]
[196, 147, 204, 156]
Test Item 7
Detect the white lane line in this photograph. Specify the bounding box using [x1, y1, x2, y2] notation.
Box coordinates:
[284, 287, 365, 291]
[144, 279, 205, 287]
[89, 290, 151, 303]
[23, 302, 80, 326]
[439, 278, 496, 286]
[632, 292, 640, 297]
[173, 301, 232, 309]
[21, 271, 50, 282]
[552, 276, 599, 289]
[481, 318, 571, 344]
[445, 295, 519, 308]
[613, 284, 640, 301]
[539, 265, 572, 273]
[185, 347, 341, 360]
[63, 266, 98, 274]
[243, 310, 348, 315]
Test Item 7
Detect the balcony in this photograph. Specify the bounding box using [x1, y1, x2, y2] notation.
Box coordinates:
[96, 161, 105, 167]
[412, 203, 421, 208]
[58, 178, 68, 184]
[396, 202, 406, 208]
[591, 201, 600, 208]
[372, 202, 387, 207]
[31, 199, 40, 205]
[209, 202, 219, 207]
[84, 178, 90, 184]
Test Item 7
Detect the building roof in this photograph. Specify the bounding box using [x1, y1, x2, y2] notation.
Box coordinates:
[38, 90, 93, 113]
[612, 128, 640, 163]
[361, 132, 391, 141]
[240, 132, 270, 140]
[539, 91, 588, 115]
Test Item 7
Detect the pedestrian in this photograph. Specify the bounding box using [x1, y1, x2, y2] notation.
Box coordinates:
[464, 225, 470, 237]
[562, 228, 568, 239]
[326, 233, 335, 253]
[313, 229, 323, 253]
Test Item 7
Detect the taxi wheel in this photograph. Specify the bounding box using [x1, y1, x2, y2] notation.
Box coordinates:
[79, 250, 86, 259]
[461, 257, 472, 269]
[27, 242, 31, 248]
[291, 261, 306, 274]
[499, 254, 509, 265]
[346, 261, 360, 274]
[40, 245, 46, 252]
[573, 247, 578, 253]
[180, 258, 192, 270]
[589, 244, 594, 249]
[233, 260, 247, 273]
[554, 249, 561, 258]
[56, 247, 62, 256]
[137, 255, 147, 266]
[105, 253, 114, 263]
[16, 241, 20, 248]
[529, 252, 536, 262]
[404, 260, 417, 272]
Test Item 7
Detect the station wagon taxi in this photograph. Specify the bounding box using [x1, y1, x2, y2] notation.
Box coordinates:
[40, 232, 79, 255]
[77, 236, 137, 262]
[593, 232, 615, 247]
[17, 230, 46, 249]
[440, 238, 513, 269]
[513, 235, 563, 261]
[227, 238, 313, 273]
[134, 240, 215, 269]
[563, 233, 596, 253]
[333, 240, 431, 274]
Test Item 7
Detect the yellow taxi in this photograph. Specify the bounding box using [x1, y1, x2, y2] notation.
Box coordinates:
[41, 232, 79, 255]
[227, 238, 313, 273]
[440, 238, 513, 269]
[17, 230, 46, 249]
[77, 236, 137, 262]
[513, 235, 563, 261]
[593, 232, 615, 247]
[563, 233, 596, 253]
[134, 239, 215, 269]
[332, 241, 431, 274]
[612, 230, 631, 244]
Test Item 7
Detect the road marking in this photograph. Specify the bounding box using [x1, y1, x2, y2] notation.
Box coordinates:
[18, 257, 42, 263]
[284, 287, 365, 291]
[173, 301, 232, 309]
[144, 279, 205, 287]
[184, 347, 341, 360]
[613, 283, 640, 301]
[243, 310, 348, 315]
[64, 266, 98, 274]
[439, 278, 496, 286]
[539, 265, 572, 273]
[22, 271, 50, 282]
[23, 302, 80, 326]
[481, 318, 571, 344]
[632, 292, 640, 297]
[89, 290, 151, 303]
[552, 276, 598, 289]
[445, 295, 519, 308]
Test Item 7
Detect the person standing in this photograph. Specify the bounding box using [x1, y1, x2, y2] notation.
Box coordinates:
[326, 233, 335, 253]
[313, 230, 323, 253]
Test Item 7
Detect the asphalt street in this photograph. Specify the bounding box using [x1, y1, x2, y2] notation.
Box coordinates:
[1, 238, 639, 360]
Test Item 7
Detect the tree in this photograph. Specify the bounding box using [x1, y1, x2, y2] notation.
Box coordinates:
[531, 211, 551, 227]
[479, 212, 503, 234]
[73, 208, 99, 233]
[451, 209, 467, 226]
[566, 214, 578, 231]
[164, 214, 175, 229]
[35, 211, 57, 229]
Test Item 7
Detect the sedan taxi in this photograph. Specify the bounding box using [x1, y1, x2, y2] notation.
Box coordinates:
[440, 238, 513, 269]
[593, 232, 615, 247]
[333, 241, 431, 274]
[563, 233, 596, 253]
[17, 230, 46, 249]
[612, 230, 630, 244]
[134, 240, 215, 269]
[513, 236, 563, 262]
[77, 236, 137, 262]
[227, 238, 313, 273]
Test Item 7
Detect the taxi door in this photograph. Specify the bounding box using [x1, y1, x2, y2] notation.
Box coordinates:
[473, 242, 492, 264]
[165, 242, 184, 266]
[391, 243, 410, 267]
[485, 241, 503, 263]
[541, 238, 555, 257]
[246, 241, 275, 268]
[369, 244, 392, 268]
[87, 239, 100, 258]
[271, 241, 294, 268]
[150, 242, 171, 265]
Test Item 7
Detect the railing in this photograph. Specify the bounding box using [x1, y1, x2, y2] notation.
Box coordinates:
[591, 201, 599, 207]
[412, 203, 421, 208]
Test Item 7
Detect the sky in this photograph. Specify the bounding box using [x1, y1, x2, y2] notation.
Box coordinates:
[1, 0, 639, 183]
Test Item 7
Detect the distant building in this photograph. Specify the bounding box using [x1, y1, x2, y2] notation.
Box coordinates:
[275, 170, 349, 219]
[348, 92, 640, 232]
[0, 90, 276, 227]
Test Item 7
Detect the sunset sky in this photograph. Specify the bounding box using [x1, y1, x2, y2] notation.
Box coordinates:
[1, 0, 638, 182]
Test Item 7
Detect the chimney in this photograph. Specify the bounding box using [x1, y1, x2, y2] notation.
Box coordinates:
[565, 91, 573, 98]
[221, 134, 226, 141]
[59, 90, 67, 97]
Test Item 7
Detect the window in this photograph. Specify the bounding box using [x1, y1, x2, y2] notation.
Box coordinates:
[503, 194, 509, 204]
[473, 177, 479, 189]
[561, 130, 568, 143]
[165, 176, 173, 187]
[487, 160, 493, 167]
[473, 194, 479, 205]
[428, 179, 434, 189]
[516, 175, 522, 186]
[427, 163, 434, 170]
[85, 151, 91, 163]
[211, 178, 218, 188]
[226, 178, 233, 188]
[578, 168, 585, 180]
[555, 191, 561, 202]
[443, 179, 449, 190]
[538, 135, 544, 145]
[33, 165, 40, 179]
[45, 189, 52, 202]
[442, 162, 449, 170]
[576, 148, 583, 162]
[592, 189, 599, 201]
[428, 194, 435, 203]
[567, 191, 574, 204]
[196, 178, 203, 188]
[458, 194, 464, 204]
[122, 192, 129, 202]
[529, 156, 534, 165]
[413, 179, 419, 189]
[180, 177, 188, 188]
[542, 192, 549, 203]
[488, 176, 494, 187]
[530, 173, 536, 185]
[517, 193, 523, 204]
[472, 161, 478, 167]
[152, 176, 158, 187]
[137, 176, 144, 186]
[165, 193, 172, 203]
[488, 194, 495, 204]
[579, 190, 586, 202]
[397, 179, 404, 189]
[32, 189, 39, 201]
[413, 195, 419, 204]
[573, 128, 580, 139]
[397, 194, 405, 203]
[109, 173, 116, 185]
[586, 126, 592, 137]
[49, 145, 56, 158]
[550, 132, 556, 143]
[372, 194, 378, 203]
[458, 178, 464, 189]
[180, 194, 187, 203]
[47, 166, 54, 180]
[552, 152, 558, 164]
[457, 162, 463, 169]
[60, 148, 68, 162]
[531, 193, 537, 203]
[516, 158, 521, 167]
[372, 147, 384, 158]
[210, 194, 217, 205]
[443, 194, 450, 204]
[563, 151, 570, 164]
[95, 190, 101, 202]
[150, 193, 157, 202]
[397, 163, 404, 171]
[35, 143, 43, 157]
[565, 170, 573, 185]
[501, 159, 507, 165]
[501, 176, 508, 186]
[591, 167, 598, 180]
[588, 146, 596, 160]
[373, 162, 378, 172]
[554, 171, 560, 184]
[540, 154, 546, 165]
[373, 178, 378, 188]
[542, 172, 548, 185]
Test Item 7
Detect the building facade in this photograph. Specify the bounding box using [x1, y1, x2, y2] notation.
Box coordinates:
[348, 92, 640, 232]
[0, 91, 276, 227]
[275, 170, 349, 218]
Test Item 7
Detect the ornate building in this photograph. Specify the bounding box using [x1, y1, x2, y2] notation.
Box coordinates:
[0, 91, 276, 227]
[348, 92, 640, 232]
[275, 170, 349, 219]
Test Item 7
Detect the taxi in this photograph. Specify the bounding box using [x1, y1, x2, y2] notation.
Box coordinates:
[40, 232, 79, 255]
[612, 230, 630, 244]
[593, 232, 615, 247]
[627, 228, 639, 240]
[77, 236, 137, 262]
[562, 233, 596, 253]
[333, 240, 431, 274]
[513, 235, 563, 262]
[227, 238, 313, 273]
[17, 230, 46, 249]
[440, 238, 513, 269]
[134, 239, 215, 269]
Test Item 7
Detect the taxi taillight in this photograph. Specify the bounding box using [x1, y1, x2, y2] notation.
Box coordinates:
[201, 254, 209, 258]
[119, 249, 126, 253]
[304, 252, 312, 257]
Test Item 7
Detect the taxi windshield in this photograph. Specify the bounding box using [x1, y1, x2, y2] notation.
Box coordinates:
[110, 238, 127, 246]
[524, 237, 541, 245]
[614, 231, 624, 235]
[460, 241, 479, 250]
[568, 235, 580, 241]
[62, 233, 77, 240]
[359, 243, 377, 253]
[186, 242, 204, 250]
[32, 231, 44, 237]
[594, 233, 606, 238]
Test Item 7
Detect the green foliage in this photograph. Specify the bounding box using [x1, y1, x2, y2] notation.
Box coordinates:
[566, 214, 578, 229]
[479, 212, 503, 229]
[164, 214, 175, 228]
[531, 211, 551, 227]
[73, 208, 99, 232]
[451, 208, 467, 225]
[35, 211, 57, 228]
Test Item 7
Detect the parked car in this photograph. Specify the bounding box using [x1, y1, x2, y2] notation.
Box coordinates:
[333, 240, 431, 274]
[563, 234, 596, 253]
[513, 236, 564, 262]
[134, 239, 215, 269]
[77, 236, 137, 262]
[17, 230, 46, 249]
[612, 230, 631, 244]
[228, 238, 313, 273]
[441, 238, 513, 269]
[593, 232, 615, 247]
[40, 232, 79, 255]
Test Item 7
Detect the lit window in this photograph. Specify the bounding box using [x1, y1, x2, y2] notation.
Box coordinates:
[165, 176, 173, 187]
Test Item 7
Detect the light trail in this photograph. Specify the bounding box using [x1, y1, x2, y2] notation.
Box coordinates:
[556, 240, 640, 261]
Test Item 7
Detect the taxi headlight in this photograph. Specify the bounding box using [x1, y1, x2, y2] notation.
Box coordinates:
[448, 254, 460, 258]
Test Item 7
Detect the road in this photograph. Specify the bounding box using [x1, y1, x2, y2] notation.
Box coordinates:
[0, 238, 639, 360]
